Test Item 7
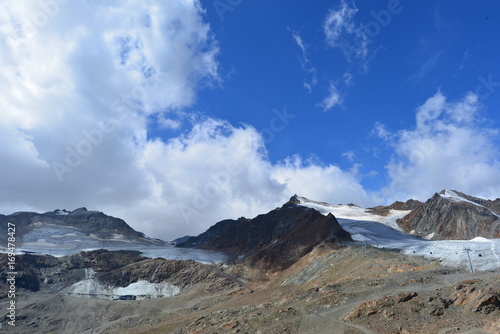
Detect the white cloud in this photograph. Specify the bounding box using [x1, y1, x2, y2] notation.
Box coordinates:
[323, 0, 358, 45]
[342, 151, 356, 162]
[379, 91, 500, 201]
[105, 119, 380, 238]
[157, 115, 182, 130]
[372, 122, 391, 141]
[320, 1, 367, 112]
[323, 0, 369, 71]
[343, 72, 354, 87]
[321, 82, 343, 111]
[0, 0, 220, 237]
[290, 31, 317, 92]
[272, 155, 378, 207]
[0, 0, 380, 240]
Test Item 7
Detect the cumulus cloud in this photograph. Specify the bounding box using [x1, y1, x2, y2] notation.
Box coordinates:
[378, 91, 500, 201]
[97, 119, 380, 238]
[0, 0, 220, 236]
[156, 115, 182, 130]
[272, 156, 378, 207]
[0, 0, 380, 239]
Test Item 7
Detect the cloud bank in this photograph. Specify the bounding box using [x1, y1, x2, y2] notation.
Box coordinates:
[378, 91, 500, 201]
[0, 0, 377, 239]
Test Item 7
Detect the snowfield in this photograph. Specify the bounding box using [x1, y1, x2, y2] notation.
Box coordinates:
[296, 196, 500, 272]
[16, 223, 228, 264]
[63, 279, 181, 300]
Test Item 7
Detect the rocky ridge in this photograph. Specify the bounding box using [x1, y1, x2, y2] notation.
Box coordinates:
[368, 199, 423, 216]
[177, 196, 352, 271]
[0, 207, 164, 247]
[0, 249, 241, 300]
[397, 190, 500, 240]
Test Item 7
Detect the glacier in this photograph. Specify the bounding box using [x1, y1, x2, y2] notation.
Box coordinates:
[16, 223, 228, 264]
[296, 196, 500, 272]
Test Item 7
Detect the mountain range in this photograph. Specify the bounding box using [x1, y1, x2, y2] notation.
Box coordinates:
[2, 189, 499, 264]
[177, 190, 500, 272]
[0, 207, 167, 251]
[1, 189, 500, 333]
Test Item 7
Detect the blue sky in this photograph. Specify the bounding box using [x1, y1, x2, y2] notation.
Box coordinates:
[1, 0, 500, 239]
[193, 0, 500, 190]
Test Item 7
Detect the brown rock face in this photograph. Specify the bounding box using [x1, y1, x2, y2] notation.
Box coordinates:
[0, 250, 241, 298]
[394, 292, 418, 303]
[368, 199, 423, 216]
[177, 196, 352, 271]
[65, 249, 147, 273]
[451, 280, 500, 314]
[397, 191, 500, 240]
[98, 258, 240, 293]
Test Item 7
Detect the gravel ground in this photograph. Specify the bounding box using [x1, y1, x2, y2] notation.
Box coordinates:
[1, 245, 499, 334]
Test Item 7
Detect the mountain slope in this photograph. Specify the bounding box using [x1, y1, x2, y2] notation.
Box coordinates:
[0, 249, 239, 301]
[368, 198, 423, 216]
[0, 207, 165, 248]
[177, 196, 352, 271]
[397, 190, 500, 240]
[452, 190, 500, 214]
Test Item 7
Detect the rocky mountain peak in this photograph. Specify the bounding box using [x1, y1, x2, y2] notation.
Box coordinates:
[71, 207, 88, 214]
[446, 190, 500, 215]
[0, 207, 163, 248]
[177, 197, 352, 271]
[286, 194, 301, 206]
[397, 190, 500, 240]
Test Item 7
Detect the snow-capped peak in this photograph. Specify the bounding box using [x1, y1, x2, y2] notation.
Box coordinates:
[439, 189, 500, 218]
[439, 189, 483, 207]
[294, 195, 407, 223]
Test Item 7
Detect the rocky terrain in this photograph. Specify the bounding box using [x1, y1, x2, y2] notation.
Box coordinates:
[1, 245, 499, 333]
[0, 249, 240, 296]
[397, 190, 500, 240]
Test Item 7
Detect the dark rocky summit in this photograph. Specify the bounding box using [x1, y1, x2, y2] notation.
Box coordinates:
[177, 196, 352, 271]
[0, 207, 162, 246]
